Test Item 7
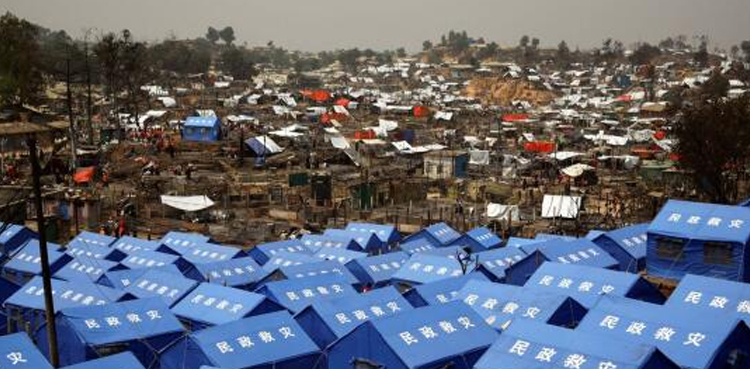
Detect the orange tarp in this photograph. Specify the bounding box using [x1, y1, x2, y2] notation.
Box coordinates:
[73, 166, 95, 184]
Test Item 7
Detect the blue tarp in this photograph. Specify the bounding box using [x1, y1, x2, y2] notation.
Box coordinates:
[52, 255, 122, 283]
[324, 229, 383, 253]
[455, 279, 586, 330]
[158, 241, 244, 264]
[313, 247, 367, 265]
[0, 223, 36, 255]
[160, 311, 322, 369]
[578, 295, 750, 369]
[38, 297, 184, 368]
[475, 319, 680, 369]
[451, 227, 503, 252]
[592, 223, 649, 273]
[391, 254, 470, 286]
[398, 236, 439, 255]
[249, 240, 310, 265]
[296, 286, 413, 348]
[97, 264, 183, 289]
[647, 200, 750, 282]
[421, 245, 470, 259]
[505, 237, 543, 249]
[2, 240, 71, 284]
[111, 236, 159, 254]
[193, 257, 270, 289]
[255, 274, 357, 313]
[262, 251, 322, 272]
[58, 352, 145, 369]
[0, 332, 53, 369]
[159, 231, 211, 250]
[474, 247, 526, 282]
[665, 274, 750, 325]
[346, 222, 401, 245]
[124, 269, 198, 307]
[507, 239, 619, 285]
[4, 276, 128, 312]
[345, 251, 409, 288]
[300, 234, 360, 253]
[183, 116, 221, 142]
[403, 272, 489, 307]
[68, 231, 117, 248]
[66, 232, 123, 262]
[522, 262, 664, 308]
[416, 222, 462, 246]
[327, 301, 498, 369]
[270, 260, 360, 286]
[171, 283, 282, 329]
[119, 249, 188, 272]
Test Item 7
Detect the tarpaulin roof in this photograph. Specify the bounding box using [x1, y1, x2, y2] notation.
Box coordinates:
[541, 195, 582, 219]
[535, 233, 577, 241]
[456, 279, 585, 331]
[300, 234, 359, 252]
[97, 264, 182, 290]
[59, 352, 145, 369]
[0, 223, 35, 254]
[255, 274, 357, 313]
[665, 274, 750, 325]
[521, 238, 619, 270]
[0, 332, 53, 369]
[184, 116, 220, 128]
[421, 222, 462, 245]
[3, 241, 70, 275]
[160, 195, 215, 212]
[474, 247, 527, 281]
[249, 240, 310, 265]
[159, 231, 211, 250]
[592, 223, 649, 272]
[120, 250, 182, 270]
[460, 227, 503, 250]
[262, 251, 321, 272]
[124, 269, 198, 307]
[421, 245, 470, 259]
[275, 260, 359, 285]
[403, 273, 490, 307]
[475, 319, 680, 369]
[68, 231, 116, 249]
[327, 301, 498, 369]
[160, 311, 321, 369]
[399, 236, 439, 255]
[391, 254, 468, 286]
[158, 241, 243, 264]
[346, 222, 401, 244]
[245, 136, 284, 156]
[52, 255, 120, 283]
[73, 166, 95, 184]
[296, 286, 413, 348]
[506, 237, 543, 249]
[4, 276, 127, 312]
[524, 262, 664, 308]
[193, 257, 270, 289]
[171, 283, 281, 326]
[648, 200, 750, 243]
[578, 295, 750, 369]
[324, 229, 384, 252]
[111, 236, 159, 254]
[345, 251, 409, 286]
[313, 247, 367, 265]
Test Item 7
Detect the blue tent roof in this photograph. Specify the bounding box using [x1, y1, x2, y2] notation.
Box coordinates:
[111, 236, 159, 254]
[505, 237, 543, 249]
[535, 233, 577, 241]
[59, 352, 145, 369]
[421, 245, 470, 259]
[474, 247, 526, 281]
[296, 286, 414, 348]
[4, 276, 127, 312]
[159, 231, 211, 249]
[3, 240, 70, 276]
[585, 229, 606, 239]
[274, 260, 359, 285]
[0, 332, 53, 369]
[97, 264, 183, 289]
[523, 262, 664, 308]
[171, 283, 281, 326]
[184, 116, 220, 128]
[593, 223, 649, 272]
[160, 311, 321, 369]
[193, 257, 270, 288]
[68, 231, 116, 248]
[324, 229, 383, 251]
[665, 274, 750, 325]
[159, 241, 244, 264]
[521, 238, 619, 269]
[313, 247, 367, 264]
[403, 272, 489, 307]
[578, 295, 750, 369]
[65, 233, 123, 261]
[327, 301, 498, 369]
[52, 255, 121, 283]
[0, 223, 36, 254]
[249, 240, 310, 265]
[398, 236, 439, 255]
[423, 222, 462, 245]
[475, 319, 680, 369]
[391, 254, 469, 286]
[648, 200, 750, 243]
[124, 269, 198, 307]
[300, 234, 360, 252]
[346, 222, 401, 244]
[256, 274, 358, 313]
[262, 251, 322, 271]
[345, 251, 409, 286]
[459, 227, 503, 250]
[120, 249, 182, 270]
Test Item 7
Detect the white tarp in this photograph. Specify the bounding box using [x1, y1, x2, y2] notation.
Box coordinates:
[157, 97, 176, 108]
[561, 163, 595, 178]
[434, 111, 454, 121]
[392, 141, 413, 153]
[160, 195, 215, 212]
[541, 195, 582, 219]
[549, 151, 583, 161]
[378, 119, 399, 131]
[469, 150, 490, 165]
[486, 203, 520, 221]
[329, 135, 350, 149]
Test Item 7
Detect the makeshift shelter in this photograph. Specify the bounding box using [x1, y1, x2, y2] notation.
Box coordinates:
[327, 301, 498, 369]
[456, 279, 586, 330]
[0, 332, 53, 369]
[171, 283, 283, 330]
[324, 229, 384, 253]
[52, 255, 122, 283]
[192, 257, 270, 290]
[473, 247, 527, 282]
[265, 260, 360, 287]
[158, 241, 244, 264]
[124, 269, 198, 307]
[474, 319, 680, 369]
[403, 273, 490, 307]
[58, 352, 145, 369]
[249, 240, 310, 265]
[313, 247, 367, 265]
[345, 222, 401, 246]
[295, 286, 413, 348]
[0, 223, 36, 255]
[255, 274, 358, 313]
[245, 136, 284, 156]
[160, 196, 215, 212]
[450, 227, 503, 252]
[36, 298, 185, 368]
[592, 223, 649, 273]
[182, 116, 222, 142]
[647, 200, 750, 282]
[506, 239, 619, 285]
[578, 295, 750, 369]
[111, 236, 159, 254]
[300, 234, 361, 253]
[405, 222, 462, 247]
[73, 166, 95, 184]
[664, 274, 750, 325]
[262, 251, 322, 272]
[541, 195, 582, 219]
[345, 251, 409, 288]
[162, 311, 322, 369]
[398, 236, 439, 255]
[1, 240, 71, 284]
[522, 262, 664, 308]
[390, 254, 469, 289]
[97, 264, 183, 289]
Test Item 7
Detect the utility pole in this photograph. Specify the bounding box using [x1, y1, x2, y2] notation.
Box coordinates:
[84, 36, 94, 145]
[27, 136, 60, 368]
[66, 56, 78, 170]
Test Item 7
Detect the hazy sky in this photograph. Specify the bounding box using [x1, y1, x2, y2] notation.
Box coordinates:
[3, 0, 750, 52]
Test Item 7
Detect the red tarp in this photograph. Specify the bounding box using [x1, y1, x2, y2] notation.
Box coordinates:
[335, 98, 351, 107]
[616, 94, 632, 102]
[310, 90, 331, 103]
[73, 167, 96, 184]
[653, 130, 667, 140]
[413, 106, 430, 118]
[524, 141, 555, 153]
[502, 113, 530, 122]
[354, 130, 376, 140]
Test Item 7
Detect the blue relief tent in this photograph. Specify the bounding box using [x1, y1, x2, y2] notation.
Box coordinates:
[534, 233, 577, 242]
[324, 229, 384, 253]
[159, 231, 211, 250]
[1, 240, 71, 285]
[327, 301, 498, 369]
[345, 251, 409, 288]
[111, 236, 160, 254]
[403, 273, 489, 307]
[36, 297, 185, 368]
[521, 262, 664, 308]
[0, 277, 19, 333]
[313, 247, 367, 265]
[59, 352, 145, 369]
[505, 237, 543, 249]
[0, 332, 53, 369]
[249, 240, 310, 265]
[404, 222, 462, 247]
[506, 239, 619, 285]
[647, 200, 750, 282]
[474, 319, 680, 369]
[255, 274, 358, 314]
[265, 260, 360, 287]
[585, 229, 606, 240]
[398, 236, 440, 255]
[390, 254, 470, 288]
[345, 222, 401, 246]
[158, 241, 245, 265]
[65, 232, 124, 262]
[664, 274, 750, 325]
[160, 311, 322, 369]
[455, 279, 586, 330]
[592, 223, 649, 273]
[171, 283, 283, 330]
[182, 116, 222, 142]
[192, 257, 270, 290]
[119, 249, 199, 279]
[421, 245, 471, 259]
[52, 255, 123, 283]
[68, 231, 117, 248]
[300, 234, 360, 253]
[473, 247, 527, 282]
[97, 264, 183, 290]
[295, 286, 413, 349]
[262, 251, 323, 272]
[0, 223, 36, 256]
[124, 269, 198, 307]
[578, 295, 750, 369]
[450, 227, 503, 252]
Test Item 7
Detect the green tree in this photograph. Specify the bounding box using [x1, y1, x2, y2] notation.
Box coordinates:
[206, 26, 220, 44]
[220, 46, 257, 80]
[219, 26, 235, 45]
[422, 40, 433, 51]
[396, 47, 407, 58]
[0, 12, 44, 105]
[700, 71, 729, 100]
[629, 43, 661, 65]
[741, 40, 750, 63]
[557, 40, 570, 64]
[519, 35, 529, 49]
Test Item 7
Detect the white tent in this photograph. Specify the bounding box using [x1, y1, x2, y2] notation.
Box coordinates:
[160, 195, 215, 212]
[541, 195, 582, 219]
